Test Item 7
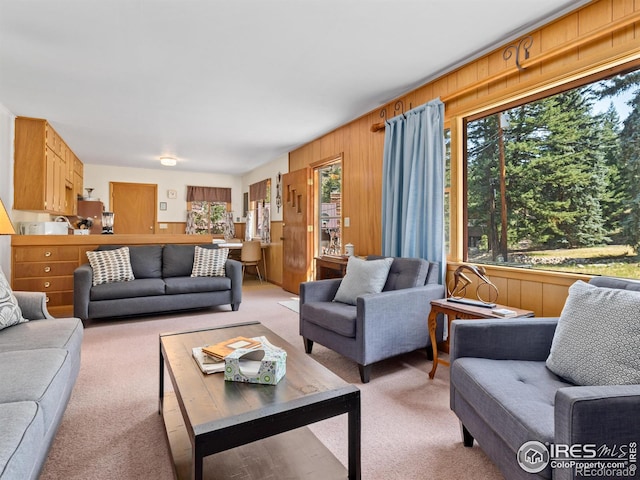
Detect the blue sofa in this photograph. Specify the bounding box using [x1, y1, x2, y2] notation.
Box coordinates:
[74, 244, 242, 321]
[0, 292, 83, 480]
[450, 276, 640, 480]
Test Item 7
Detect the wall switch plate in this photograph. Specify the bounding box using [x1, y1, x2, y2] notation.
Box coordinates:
[159, 223, 168, 229]
[344, 217, 350, 227]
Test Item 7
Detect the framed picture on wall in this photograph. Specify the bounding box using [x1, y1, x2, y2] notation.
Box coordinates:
[159, 202, 167, 211]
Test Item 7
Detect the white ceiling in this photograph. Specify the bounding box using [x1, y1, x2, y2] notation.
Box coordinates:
[0, 0, 589, 175]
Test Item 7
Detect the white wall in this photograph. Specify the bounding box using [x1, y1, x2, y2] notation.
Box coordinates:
[0, 103, 15, 275]
[241, 154, 289, 222]
[83, 164, 244, 224]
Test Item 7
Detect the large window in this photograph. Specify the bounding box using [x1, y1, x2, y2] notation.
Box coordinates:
[465, 67, 640, 278]
[316, 162, 342, 256]
[188, 201, 229, 235]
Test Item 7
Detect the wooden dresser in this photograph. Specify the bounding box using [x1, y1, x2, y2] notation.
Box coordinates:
[12, 234, 215, 317]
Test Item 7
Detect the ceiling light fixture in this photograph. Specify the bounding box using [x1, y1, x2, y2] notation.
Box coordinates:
[160, 156, 177, 167]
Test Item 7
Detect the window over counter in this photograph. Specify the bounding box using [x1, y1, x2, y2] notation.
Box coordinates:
[464, 66, 640, 279]
[185, 185, 232, 235]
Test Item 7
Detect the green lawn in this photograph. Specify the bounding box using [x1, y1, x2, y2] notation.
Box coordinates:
[524, 245, 640, 279]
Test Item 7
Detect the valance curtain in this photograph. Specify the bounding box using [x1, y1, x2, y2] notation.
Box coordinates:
[249, 179, 269, 203]
[186, 185, 231, 203]
[381, 98, 445, 283]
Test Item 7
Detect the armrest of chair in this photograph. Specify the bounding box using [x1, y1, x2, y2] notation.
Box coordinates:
[356, 284, 445, 351]
[450, 318, 558, 363]
[14, 291, 54, 320]
[300, 278, 343, 304]
[554, 384, 640, 480]
[74, 264, 93, 320]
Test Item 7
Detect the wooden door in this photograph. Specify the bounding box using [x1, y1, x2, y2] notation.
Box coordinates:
[109, 182, 157, 234]
[282, 168, 312, 294]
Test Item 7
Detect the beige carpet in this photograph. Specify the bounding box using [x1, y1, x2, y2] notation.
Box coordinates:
[40, 281, 503, 480]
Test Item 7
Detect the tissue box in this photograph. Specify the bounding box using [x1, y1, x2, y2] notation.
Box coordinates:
[224, 336, 286, 385]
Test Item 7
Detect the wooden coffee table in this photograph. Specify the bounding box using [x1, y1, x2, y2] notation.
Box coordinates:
[159, 321, 361, 480]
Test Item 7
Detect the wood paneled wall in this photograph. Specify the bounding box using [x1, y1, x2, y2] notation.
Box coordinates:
[290, 0, 640, 311]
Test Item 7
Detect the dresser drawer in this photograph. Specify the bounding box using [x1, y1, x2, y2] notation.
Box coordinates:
[13, 261, 78, 278]
[13, 246, 79, 262]
[44, 291, 74, 307]
[13, 276, 75, 292]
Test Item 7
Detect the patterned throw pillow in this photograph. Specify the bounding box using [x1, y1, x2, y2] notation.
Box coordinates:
[333, 256, 394, 305]
[86, 247, 135, 286]
[0, 266, 27, 330]
[546, 280, 640, 386]
[191, 246, 229, 277]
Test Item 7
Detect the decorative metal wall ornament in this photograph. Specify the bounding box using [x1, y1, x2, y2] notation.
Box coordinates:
[503, 35, 533, 72]
[448, 264, 499, 305]
[275, 172, 283, 213]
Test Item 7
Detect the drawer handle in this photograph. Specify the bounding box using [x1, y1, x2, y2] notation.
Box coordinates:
[44, 266, 51, 273]
[45, 251, 52, 257]
[44, 282, 51, 288]
[45, 296, 50, 303]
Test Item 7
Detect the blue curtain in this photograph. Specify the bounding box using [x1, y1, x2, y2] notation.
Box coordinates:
[382, 98, 445, 283]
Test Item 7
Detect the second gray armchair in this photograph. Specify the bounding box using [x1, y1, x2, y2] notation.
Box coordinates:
[299, 256, 445, 383]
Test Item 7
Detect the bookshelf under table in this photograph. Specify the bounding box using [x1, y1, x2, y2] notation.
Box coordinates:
[427, 298, 534, 379]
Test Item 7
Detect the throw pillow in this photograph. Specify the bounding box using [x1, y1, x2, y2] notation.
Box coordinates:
[333, 256, 394, 305]
[546, 280, 640, 386]
[191, 246, 229, 277]
[0, 266, 27, 330]
[86, 247, 135, 286]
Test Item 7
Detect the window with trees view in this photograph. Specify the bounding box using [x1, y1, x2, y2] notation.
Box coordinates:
[188, 201, 229, 235]
[465, 68, 640, 279]
[317, 162, 342, 256]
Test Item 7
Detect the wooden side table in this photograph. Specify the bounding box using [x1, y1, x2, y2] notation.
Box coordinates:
[315, 255, 349, 280]
[428, 298, 534, 379]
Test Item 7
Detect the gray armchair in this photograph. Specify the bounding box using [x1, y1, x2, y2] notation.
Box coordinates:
[450, 275, 640, 480]
[300, 257, 445, 383]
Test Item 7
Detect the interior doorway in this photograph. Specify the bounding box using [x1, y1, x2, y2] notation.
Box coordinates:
[109, 182, 157, 234]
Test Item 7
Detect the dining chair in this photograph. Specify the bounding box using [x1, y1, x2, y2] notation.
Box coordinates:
[241, 240, 263, 283]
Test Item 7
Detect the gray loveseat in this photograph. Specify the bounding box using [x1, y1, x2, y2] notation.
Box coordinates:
[74, 244, 242, 321]
[450, 276, 640, 480]
[0, 292, 83, 480]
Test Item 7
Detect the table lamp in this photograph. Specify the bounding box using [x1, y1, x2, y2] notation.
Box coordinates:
[0, 198, 15, 235]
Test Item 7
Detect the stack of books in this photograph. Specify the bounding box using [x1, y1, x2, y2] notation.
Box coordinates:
[491, 308, 518, 318]
[192, 336, 262, 374]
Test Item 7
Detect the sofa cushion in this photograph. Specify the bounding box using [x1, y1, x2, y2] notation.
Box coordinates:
[86, 247, 135, 286]
[301, 301, 357, 338]
[191, 246, 229, 277]
[0, 318, 83, 354]
[333, 256, 393, 305]
[0, 349, 70, 429]
[98, 245, 163, 278]
[0, 266, 27, 331]
[0, 401, 44, 480]
[165, 276, 232, 294]
[384, 257, 430, 291]
[90, 278, 166, 301]
[546, 280, 640, 386]
[163, 244, 219, 278]
[451, 358, 570, 450]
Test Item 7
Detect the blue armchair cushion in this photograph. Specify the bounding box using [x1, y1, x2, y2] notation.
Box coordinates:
[546, 280, 640, 386]
[333, 256, 393, 305]
[302, 301, 357, 338]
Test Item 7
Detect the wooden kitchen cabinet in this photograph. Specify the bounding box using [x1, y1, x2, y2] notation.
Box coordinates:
[14, 117, 83, 215]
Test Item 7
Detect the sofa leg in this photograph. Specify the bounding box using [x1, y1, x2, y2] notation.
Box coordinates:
[303, 337, 313, 354]
[461, 424, 474, 447]
[358, 364, 371, 383]
[231, 303, 240, 311]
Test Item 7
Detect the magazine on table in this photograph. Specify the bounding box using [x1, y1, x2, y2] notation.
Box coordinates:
[192, 336, 272, 374]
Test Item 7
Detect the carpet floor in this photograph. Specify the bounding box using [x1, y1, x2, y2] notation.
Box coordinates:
[40, 281, 503, 480]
